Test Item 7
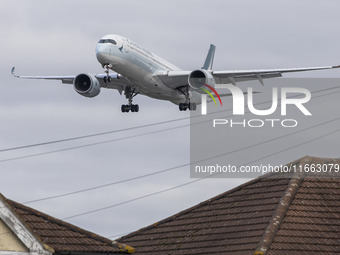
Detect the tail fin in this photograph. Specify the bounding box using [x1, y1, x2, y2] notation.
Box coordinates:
[202, 44, 216, 70]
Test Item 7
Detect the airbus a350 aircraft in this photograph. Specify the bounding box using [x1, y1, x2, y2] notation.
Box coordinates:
[11, 34, 340, 113]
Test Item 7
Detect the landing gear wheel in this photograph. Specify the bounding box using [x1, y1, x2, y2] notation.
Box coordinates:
[103, 74, 111, 83]
[121, 87, 140, 113]
[179, 102, 196, 111]
[131, 104, 139, 112]
[177, 86, 197, 112]
[189, 103, 197, 111]
[121, 104, 139, 113]
[104, 64, 112, 83]
[179, 103, 188, 111]
[121, 105, 129, 113]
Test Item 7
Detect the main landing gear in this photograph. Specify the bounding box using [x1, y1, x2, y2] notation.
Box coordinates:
[121, 87, 139, 113]
[179, 102, 197, 111]
[177, 86, 196, 111]
[101, 64, 140, 113]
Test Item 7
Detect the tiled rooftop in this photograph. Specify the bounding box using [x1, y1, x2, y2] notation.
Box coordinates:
[267, 176, 340, 254]
[118, 156, 340, 255]
[1, 194, 135, 254]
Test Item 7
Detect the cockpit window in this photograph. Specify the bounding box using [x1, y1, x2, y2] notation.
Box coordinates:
[98, 39, 117, 45]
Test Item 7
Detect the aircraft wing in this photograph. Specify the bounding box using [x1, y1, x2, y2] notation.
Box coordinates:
[11, 67, 132, 93]
[11, 67, 76, 84]
[156, 65, 340, 88]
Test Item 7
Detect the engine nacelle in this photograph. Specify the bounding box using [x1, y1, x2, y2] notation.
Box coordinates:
[73, 74, 101, 98]
[188, 69, 215, 89]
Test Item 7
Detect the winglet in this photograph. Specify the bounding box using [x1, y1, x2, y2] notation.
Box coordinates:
[202, 44, 216, 70]
[11, 67, 17, 77]
[11, 67, 20, 78]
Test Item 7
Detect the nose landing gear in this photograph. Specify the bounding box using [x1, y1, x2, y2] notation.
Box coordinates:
[103, 64, 113, 83]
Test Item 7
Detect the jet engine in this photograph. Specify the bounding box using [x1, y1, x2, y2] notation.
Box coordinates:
[188, 69, 215, 89]
[73, 74, 101, 98]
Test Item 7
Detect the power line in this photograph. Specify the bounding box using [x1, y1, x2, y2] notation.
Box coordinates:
[0, 117, 189, 153]
[62, 126, 340, 220]
[1, 85, 339, 153]
[1, 84, 339, 218]
[21, 115, 340, 205]
[2, 90, 338, 238]
[107, 124, 340, 240]
[2, 87, 340, 164]
[0, 112, 334, 242]
[0, 123, 189, 163]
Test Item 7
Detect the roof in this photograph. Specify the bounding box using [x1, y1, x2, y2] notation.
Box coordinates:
[0, 194, 135, 254]
[118, 156, 340, 255]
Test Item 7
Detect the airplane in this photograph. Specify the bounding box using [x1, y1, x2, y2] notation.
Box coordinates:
[11, 34, 340, 113]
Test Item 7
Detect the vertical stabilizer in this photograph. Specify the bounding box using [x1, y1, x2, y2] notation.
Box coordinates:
[202, 44, 216, 70]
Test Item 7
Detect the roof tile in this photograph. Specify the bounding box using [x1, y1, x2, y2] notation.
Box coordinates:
[1, 196, 135, 254]
[118, 156, 340, 254]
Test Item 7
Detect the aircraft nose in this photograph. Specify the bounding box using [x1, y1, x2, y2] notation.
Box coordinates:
[96, 44, 111, 64]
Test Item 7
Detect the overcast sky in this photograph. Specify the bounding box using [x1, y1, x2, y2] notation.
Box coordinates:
[1, 0, 340, 240]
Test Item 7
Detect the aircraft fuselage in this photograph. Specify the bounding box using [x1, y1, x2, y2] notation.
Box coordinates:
[95, 34, 200, 104]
